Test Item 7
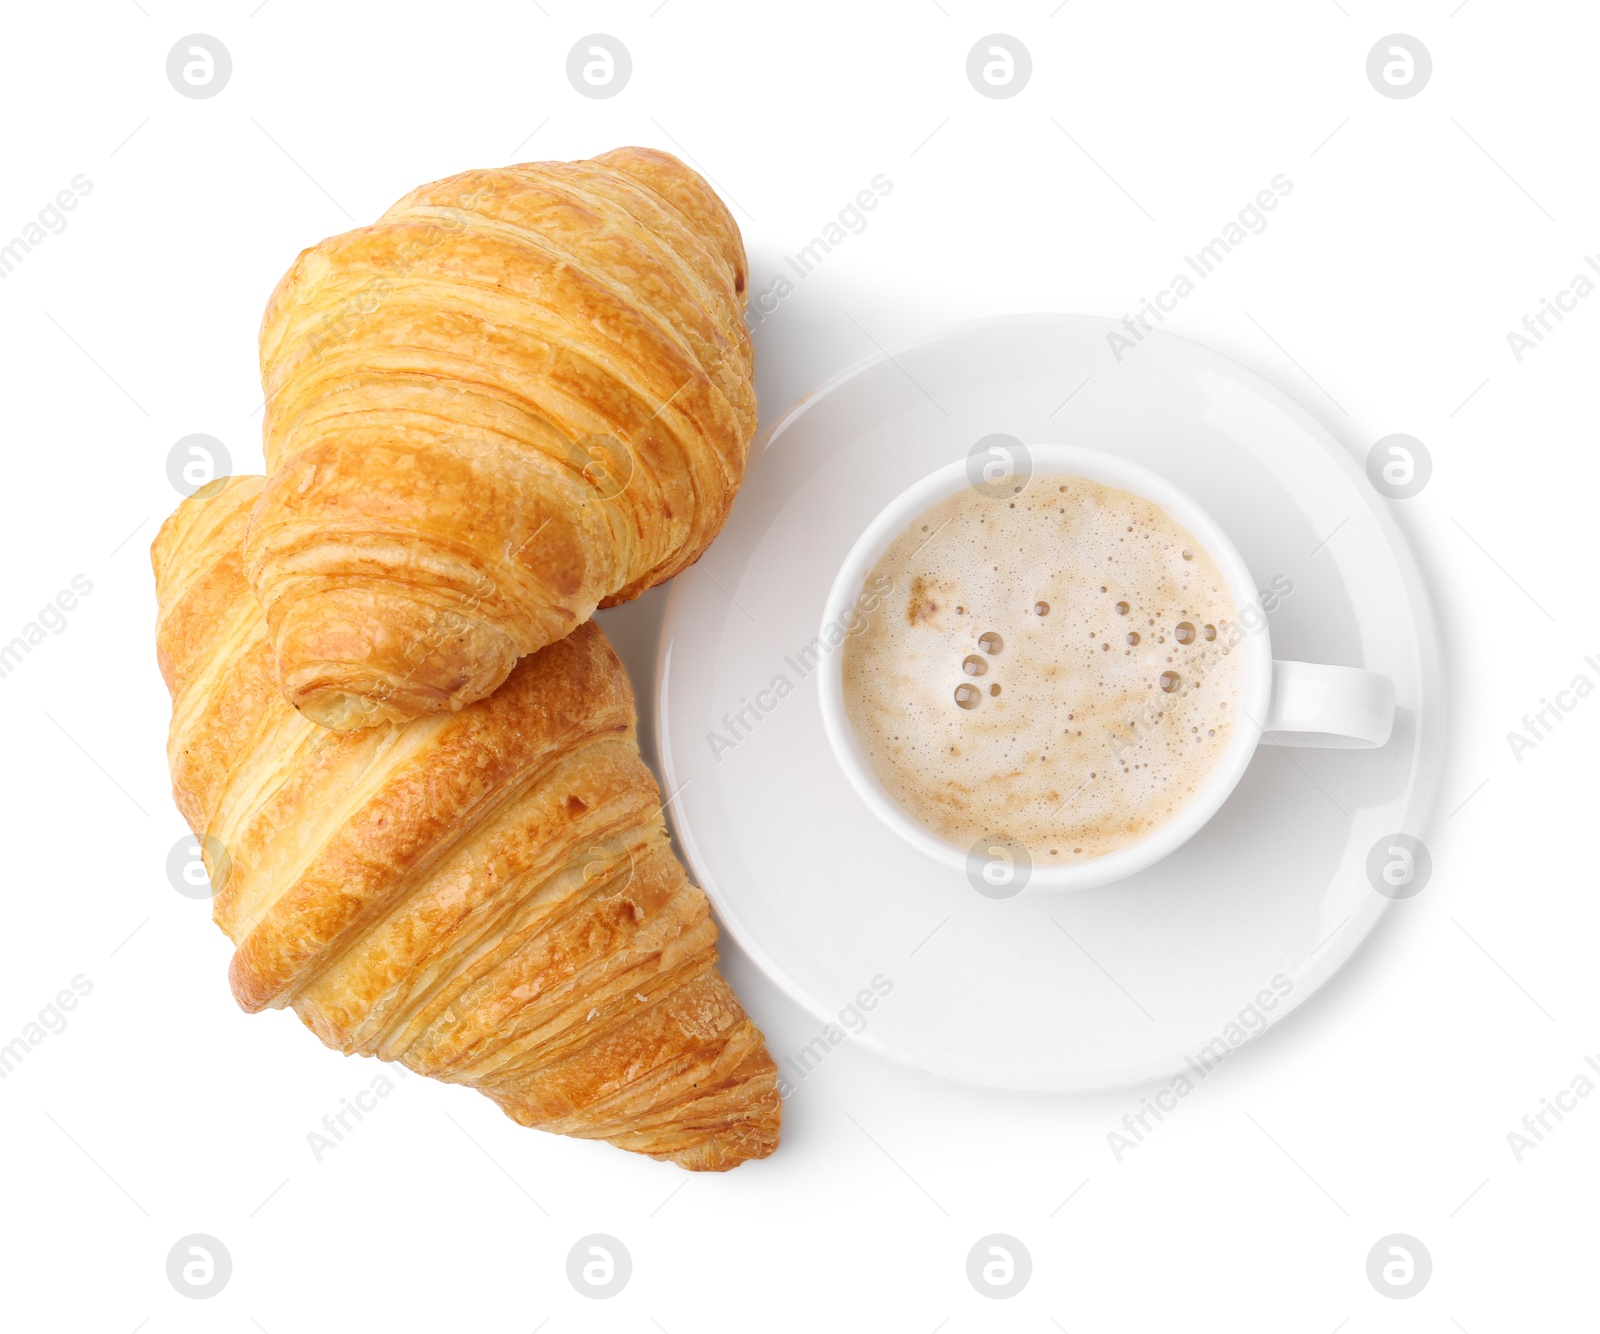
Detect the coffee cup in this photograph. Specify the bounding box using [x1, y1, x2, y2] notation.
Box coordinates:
[816, 442, 1395, 893]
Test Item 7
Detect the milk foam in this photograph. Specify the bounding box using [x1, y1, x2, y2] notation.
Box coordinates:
[840, 475, 1243, 861]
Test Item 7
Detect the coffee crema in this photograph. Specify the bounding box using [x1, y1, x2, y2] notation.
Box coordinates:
[840, 475, 1243, 861]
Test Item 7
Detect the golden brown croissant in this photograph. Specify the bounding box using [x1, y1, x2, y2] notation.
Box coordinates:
[245, 146, 757, 730]
[155, 476, 779, 1170]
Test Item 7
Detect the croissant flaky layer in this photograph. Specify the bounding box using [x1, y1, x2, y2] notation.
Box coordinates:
[155, 477, 779, 1170]
[245, 146, 757, 729]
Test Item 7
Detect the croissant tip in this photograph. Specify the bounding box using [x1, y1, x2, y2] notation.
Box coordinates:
[661, 1124, 783, 1172]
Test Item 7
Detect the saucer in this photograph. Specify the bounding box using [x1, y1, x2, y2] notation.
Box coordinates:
[654, 314, 1443, 1091]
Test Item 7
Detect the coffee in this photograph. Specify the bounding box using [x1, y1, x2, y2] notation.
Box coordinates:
[840, 475, 1243, 861]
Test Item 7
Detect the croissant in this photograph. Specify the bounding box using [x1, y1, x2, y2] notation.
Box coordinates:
[245, 146, 757, 730]
[154, 476, 780, 1170]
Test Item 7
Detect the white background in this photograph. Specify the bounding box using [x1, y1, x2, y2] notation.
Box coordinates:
[1, 1, 1595, 1329]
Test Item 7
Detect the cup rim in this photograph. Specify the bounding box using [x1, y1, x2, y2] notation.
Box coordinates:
[816, 443, 1275, 892]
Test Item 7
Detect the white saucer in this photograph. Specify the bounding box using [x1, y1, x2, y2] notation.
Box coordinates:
[654, 314, 1443, 1091]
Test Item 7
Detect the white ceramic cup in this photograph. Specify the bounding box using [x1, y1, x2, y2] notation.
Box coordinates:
[817, 443, 1396, 893]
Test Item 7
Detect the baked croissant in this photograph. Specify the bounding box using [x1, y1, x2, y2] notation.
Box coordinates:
[154, 476, 779, 1171]
[245, 146, 757, 730]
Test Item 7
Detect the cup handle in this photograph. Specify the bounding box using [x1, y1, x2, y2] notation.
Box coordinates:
[1264, 660, 1395, 749]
